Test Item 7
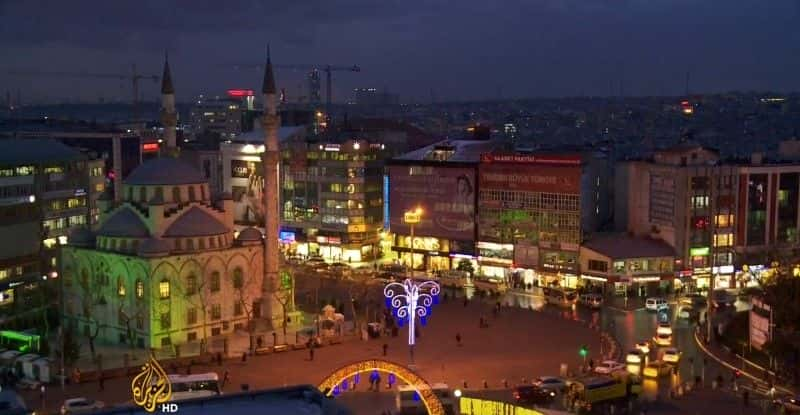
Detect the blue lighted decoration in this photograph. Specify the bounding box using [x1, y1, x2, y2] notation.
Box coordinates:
[413, 391, 420, 401]
[342, 379, 349, 391]
[354, 373, 360, 384]
[384, 279, 441, 348]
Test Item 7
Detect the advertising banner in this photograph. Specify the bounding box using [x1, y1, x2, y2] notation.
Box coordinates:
[479, 162, 581, 194]
[389, 165, 476, 240]
[749, 298, 771, 350]
[231, 159, 264, 225]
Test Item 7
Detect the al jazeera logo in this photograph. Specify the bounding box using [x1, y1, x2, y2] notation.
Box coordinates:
[131, 355, 178, 413]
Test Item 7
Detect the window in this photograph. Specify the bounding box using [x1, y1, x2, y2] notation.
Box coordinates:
[713, 233, 734, 247]
[186, 238, 194, 251]
[715, 214, 734, 228]
[588, 260, 608, 273]
[117, 277, 126, 297]
[139, 187, 147, 202]
[186, 274, 197, 295]
[612, 261, 625, 273]
[211, 304, 222, 320]
[210, 272, 221, 292]
[161, 336, 171, 346]
[691, 196, 709, 208]
[159, 279, 170, 299]
[211, 327, 221, 336]
[172, 186, 181, 203]
[187, 308, 198, 325]
[188, 186, 196, 201]
[232, 268, 243, 289]
[118, 309, 127, 325]
[136, 280, 144, 299]
[187, 332, 198, 342]
[136, 315, 144, 330]
[234, 302, 243, 316]
[160, 311, 171, 330]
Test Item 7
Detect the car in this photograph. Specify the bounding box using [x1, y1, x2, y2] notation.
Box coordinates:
[643, 361, 673, 378]
[712, 289, 736, 308]
[533, 376, 566, 393]
[60, 398, 105, 414]
[680, 293, 706, 307]
[653, 332, 672, 347]
[329, 262, 352, 278]
[677, 306, 693, 319]
[594, 360, 626, 375]
[774, 395, 800, 413]
[661, 347, 681, 364]
[645, 297, 669, 311]
[634, 341, 651, 355]
[512, 385, 556, 405]
[656, 323, 673, 336]
[579, 294, 603, 309]
[626, 349, 647, 365]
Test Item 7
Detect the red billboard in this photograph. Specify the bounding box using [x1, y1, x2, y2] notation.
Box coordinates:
[389, 165, 476, 240]
[479, 159, 582, 194]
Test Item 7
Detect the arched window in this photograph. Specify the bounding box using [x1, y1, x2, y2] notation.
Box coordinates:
[188, 186, 196, 202]
[80, 269, 89, 289]
[127, 186, 134, 201]
[200, 185, 206, 200]
[139, 187, 147, 202]
[186, 238, 194, 251]
[174, 238, 182, 251]
[118, 277, 126, 297]
[135, 280, 144, 299]
[209, 237, 216, 248]
[172, 186, 181, 203]
[159, 279, 170, 299]
[154, 186, 164, 201]
[119, 239, 128, 252]
[210, 271, 221, 292]
[198, 238, 205, 250]
[186, 274, 197, 295]
[232, 267, 244, 289]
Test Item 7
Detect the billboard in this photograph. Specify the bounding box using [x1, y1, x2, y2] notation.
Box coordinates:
[749, 297, 771, 350]
[479, 161, 581, 194]
[388, 165, 476, 240]
[231, 159, 264, 225]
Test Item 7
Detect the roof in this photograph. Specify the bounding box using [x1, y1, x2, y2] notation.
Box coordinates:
[232, 126, 304, 144]
[161, 54, 175, 94]
[0, 138, 86, 166]
[236, 227, 262, 242]
[582, 234, 675, 260]
[262, 48, 277, 94]
[68, 226, 95, 247]
[163, 206, 229, 237]
[96, 208, 150, 238]
[92, 385, 348, 415]
[391, 139, 504, 164]
[125, 157, 205, 185]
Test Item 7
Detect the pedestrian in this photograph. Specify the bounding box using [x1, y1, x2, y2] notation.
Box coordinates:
[382, 343, 388, 356]
[222, 370, 230, 389]
[217, 352, 223, 366]
[463, 297, 468, 307]
[375, 373, 381, 391]
[456, 333, 462, 346]
[479, 316, 484, 328]
[241, 352, 247, 363]
[186, 362, 192, 375]
[309, 347, 315, 361]
[589, 358, 595, 370]
[98, 372, 105, 392]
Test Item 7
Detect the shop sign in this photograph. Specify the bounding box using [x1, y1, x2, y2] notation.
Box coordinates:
[316, 236, 342, 245]
[712, 265, 734, 274]
[677, 270, 693, 278]
[279, 231, 295, 243]
[580, 275, 607, 282]
[689, 247, 710, 256]
[632, 276, 660, 282]
[693, 267, 711, 274]
[560, 242, 579, 252]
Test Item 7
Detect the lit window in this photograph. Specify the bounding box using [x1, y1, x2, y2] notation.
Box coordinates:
[211, 304, 222, 320]
[713, 233, 734, 247]
[232, 268, 243, 289]
[136, 280, 144, 299]
[186, 274, 197, 295]
[118, 278, 126, 297]
[210, 272, 221, 292]
[159, 279, 170, 299]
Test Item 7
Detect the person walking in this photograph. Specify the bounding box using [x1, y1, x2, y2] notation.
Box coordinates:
[309, 346, 315, 361]
[222, 370, 230, 389]
[217, 352, 223, 366]
[382, 343, 388, 356]
[98, 372, 105, 392]
[456, 333, 462, 346]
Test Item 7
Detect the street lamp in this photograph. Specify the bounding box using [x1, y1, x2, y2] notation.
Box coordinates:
[384, 278, 440, 366]
[403, 207, 423, 278]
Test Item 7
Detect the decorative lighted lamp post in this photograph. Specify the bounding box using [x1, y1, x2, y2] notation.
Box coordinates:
[403, 207, 423, 277]
[384, 278, 440, 365]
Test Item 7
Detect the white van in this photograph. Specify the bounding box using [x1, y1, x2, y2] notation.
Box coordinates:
[396, 383, 456, 415]
[544, 287, 578, 308]
[645, 298, 668, 312]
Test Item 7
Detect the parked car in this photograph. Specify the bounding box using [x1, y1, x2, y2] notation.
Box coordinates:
[679, 293, 706, 307]
[661, 347, 681, 364]
[61, 398, 105, 414]
[653, 332, 672, 347]
[634, 341, 651, 355]
[579, 293, 603, 309]
[774, 395, 800, 413]
[533, 376, 566, 394]
[677, 306, 693, 319]
[512, 385, 556, 405]
[643, 361, 673, 378]
[645, 297, 669, 312]
[594, 360, 626, 375]
[656, 323, 673, 336]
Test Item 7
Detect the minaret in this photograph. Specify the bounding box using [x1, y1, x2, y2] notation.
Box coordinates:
[160, 52, 178, 154]
[261, 46, 281, 323]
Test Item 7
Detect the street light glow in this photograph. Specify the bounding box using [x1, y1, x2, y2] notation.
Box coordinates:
[384, 279, 440, 350]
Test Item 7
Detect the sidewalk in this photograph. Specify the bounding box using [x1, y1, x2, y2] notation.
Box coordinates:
[693, 325, 796, 397]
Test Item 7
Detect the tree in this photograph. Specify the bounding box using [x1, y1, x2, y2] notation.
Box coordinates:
[760, 269, 800, 375]
[271, 269, 295, 343]
[183, 271, 212, 353]
[456, 258, 474, 276]
[233, 267, 260, 352]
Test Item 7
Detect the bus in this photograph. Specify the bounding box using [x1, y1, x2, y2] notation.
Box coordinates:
[543, 287, 577, 308]
[167, 373, 222, 401]
[396, 383, 456, 415]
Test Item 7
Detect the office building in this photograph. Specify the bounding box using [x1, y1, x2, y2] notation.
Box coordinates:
[190, 96, 242, 139]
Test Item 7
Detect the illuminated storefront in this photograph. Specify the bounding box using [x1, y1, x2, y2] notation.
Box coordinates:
[476, 242, 513, 278]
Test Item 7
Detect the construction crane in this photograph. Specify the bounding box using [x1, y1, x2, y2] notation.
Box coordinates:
[230, 63, 361, 116]
[4, 65, 160, 126]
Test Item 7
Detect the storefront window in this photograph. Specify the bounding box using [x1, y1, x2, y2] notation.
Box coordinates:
[613, 261, 625, 273]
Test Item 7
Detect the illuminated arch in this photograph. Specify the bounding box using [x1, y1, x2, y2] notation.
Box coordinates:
[318, 359, 445, 415]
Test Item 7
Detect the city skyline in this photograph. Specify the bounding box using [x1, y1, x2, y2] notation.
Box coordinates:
[2, 0, 800, 104]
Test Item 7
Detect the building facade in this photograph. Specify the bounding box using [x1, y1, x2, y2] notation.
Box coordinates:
[0, 138, 103, 310]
